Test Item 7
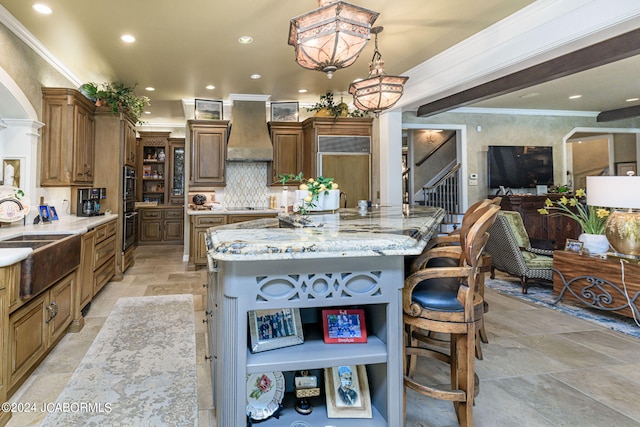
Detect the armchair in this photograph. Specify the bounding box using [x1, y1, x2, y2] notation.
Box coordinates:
[484, 210, 553, 293]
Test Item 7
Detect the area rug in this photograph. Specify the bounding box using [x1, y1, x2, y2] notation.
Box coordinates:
[486, 278, 640, 340]
[41, 295, 197, 427]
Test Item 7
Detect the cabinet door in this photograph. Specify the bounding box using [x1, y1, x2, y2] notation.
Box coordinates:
[79, 230, 96, 310]
[8, 293, 48, 388]
[190, 123, 227, 186]
[123, 119, 137, 167]
[140, 220, 163, 242]
[72, 104, 95, 183]
[194, 227, 209, 266]
[169, 139, 185, 204]
[49, 273, 74, 344]
[320, 154, 370, 208]
[0, 286, 5, 411]
[270, 123, 303, 184]
[164, 220, 184, 241]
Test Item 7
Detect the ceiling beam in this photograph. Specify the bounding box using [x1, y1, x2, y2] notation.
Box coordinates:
[417, 28, 640, 117]
[597, 105, 640, 122]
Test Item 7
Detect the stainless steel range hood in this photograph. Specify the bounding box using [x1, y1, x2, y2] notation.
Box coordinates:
[226, 100, 273, 161]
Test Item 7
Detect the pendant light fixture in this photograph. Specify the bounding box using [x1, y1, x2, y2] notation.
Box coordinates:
[349, 26, 409, 115]
[288, 0, 379, 79]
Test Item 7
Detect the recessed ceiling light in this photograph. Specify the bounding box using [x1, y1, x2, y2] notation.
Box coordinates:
[626, 97, 639, 102]
[569, 95, 582, 99]
[250, 74, 261, 80]
[206, 85, 215, 90]
[145, 87, 155, 91]
[298, 89, 308, 93]
[352, 78, 363, 83]
[32, 3, 52, 14]
[144, 111, 151, 115]
[238, 36, 254, 44]
[121, 34, 136, 43]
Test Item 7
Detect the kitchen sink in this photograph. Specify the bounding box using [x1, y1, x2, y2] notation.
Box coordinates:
[0, 234, 81, 299]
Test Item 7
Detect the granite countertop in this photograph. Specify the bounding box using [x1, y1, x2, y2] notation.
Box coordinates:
[187, 208, 280, 215]
[207, 205, 445, 261]
[0, 214, 118, 267]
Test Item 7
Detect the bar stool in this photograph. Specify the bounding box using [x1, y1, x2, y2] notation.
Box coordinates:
[403, 204, 500, 427]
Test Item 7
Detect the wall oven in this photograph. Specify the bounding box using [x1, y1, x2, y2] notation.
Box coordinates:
[123, 166, 138, 251]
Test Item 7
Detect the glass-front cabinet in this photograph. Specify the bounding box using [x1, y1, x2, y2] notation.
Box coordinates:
[141, 145, 166, 204]
[169, 138, 185, 205]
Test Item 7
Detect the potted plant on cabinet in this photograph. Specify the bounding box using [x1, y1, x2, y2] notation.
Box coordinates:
[306, 92, 369, 119]
[80, 82, 150, 124]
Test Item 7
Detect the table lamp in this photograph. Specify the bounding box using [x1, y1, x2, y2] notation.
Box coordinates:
[587, 175, 640, 256]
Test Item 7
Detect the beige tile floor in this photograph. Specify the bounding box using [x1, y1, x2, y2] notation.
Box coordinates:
[6, 244, 640, 426]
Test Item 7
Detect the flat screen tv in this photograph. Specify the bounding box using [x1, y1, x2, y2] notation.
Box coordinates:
[488, 145, 553, 189]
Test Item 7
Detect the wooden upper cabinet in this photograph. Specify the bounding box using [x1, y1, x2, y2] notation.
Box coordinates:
[268, 121, 304, 185]
[41, 88, 96, 186]
[188, 120, 228, 188]
[123, 118, 137, 167]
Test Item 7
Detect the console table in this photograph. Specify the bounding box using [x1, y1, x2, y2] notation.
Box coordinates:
[553, 250, 640, 319]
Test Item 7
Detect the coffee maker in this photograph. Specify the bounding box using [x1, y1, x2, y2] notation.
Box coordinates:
[77, 187, 106, 217]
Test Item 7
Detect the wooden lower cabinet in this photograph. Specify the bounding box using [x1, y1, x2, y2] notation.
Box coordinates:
[139, 207, 184, 244]
[7, 270, 75, 396]
[0, 281, 8, 426]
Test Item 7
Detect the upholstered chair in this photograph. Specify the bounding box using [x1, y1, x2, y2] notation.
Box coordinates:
[484, 210, 554, 293]
[403, 204, 500, 427]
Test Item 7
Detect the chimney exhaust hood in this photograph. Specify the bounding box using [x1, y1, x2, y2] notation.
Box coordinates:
[226, 98, 273, 161]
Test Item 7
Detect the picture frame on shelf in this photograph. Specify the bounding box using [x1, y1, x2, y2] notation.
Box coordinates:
[324, 365, 372, 418]
[564, 238, 583, 254]
[322, 308, 367, 343]
[195, 98, 223, 120]
[248, 308, 304, 353]
[270, 101, 299, 122]
[2, 158, 21, 188]
[38, 205, 51, 223]
[615, 161, 637, 176]
[49, 205, 59, 220]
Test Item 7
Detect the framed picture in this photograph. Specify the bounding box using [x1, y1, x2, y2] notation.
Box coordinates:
[564, 238, 583, 254]
[324, 365, 372, 418]
[49, 205, 59, 220]
[248, 308, 304, 353]
[3, 158, 21, 188]
[270, 101, 299, 122]
[38, 205, 51, 223]
[322, 309, 367, 343]
[194, 98, 223, 120]
[615, 161, 637, 176]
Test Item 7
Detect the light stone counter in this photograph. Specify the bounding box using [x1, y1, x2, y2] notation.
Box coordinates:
[0, 214, 118, 267]
[207, 205, 445, 261]
[187, 208, 280, 215]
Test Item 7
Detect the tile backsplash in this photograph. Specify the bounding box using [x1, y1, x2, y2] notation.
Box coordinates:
[223, 162, 271, 208]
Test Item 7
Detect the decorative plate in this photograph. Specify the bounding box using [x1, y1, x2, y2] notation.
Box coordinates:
[246, 371, 285, 421]
[0, 186, 30, 223]
[192, 194, 206, 205]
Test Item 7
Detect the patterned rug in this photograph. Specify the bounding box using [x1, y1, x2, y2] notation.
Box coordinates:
[41, 295, 197, 427]
[486, 278, 640, 340]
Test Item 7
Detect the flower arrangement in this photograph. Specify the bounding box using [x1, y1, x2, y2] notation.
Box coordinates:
[80, 81, 150, 124]
[306, 92, 369, 119]
[279, 172, 339, 215]
[537, 188, 610, 234]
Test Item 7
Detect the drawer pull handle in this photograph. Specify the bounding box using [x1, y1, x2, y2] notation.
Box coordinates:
[45, 302, 59, 323]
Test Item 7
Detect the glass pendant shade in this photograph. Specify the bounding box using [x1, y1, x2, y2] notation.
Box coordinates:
[349, 27, 409, 115]
[288, 0, 379, 79]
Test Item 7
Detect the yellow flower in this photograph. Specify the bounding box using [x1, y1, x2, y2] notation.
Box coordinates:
[538, 208, 549, 214]
[559, 196, 568, 205]
[575, 188, 586, 197]
[596, 208, 610, 218]
[569, 198, 578, 207]
[545, 198, 554, 207]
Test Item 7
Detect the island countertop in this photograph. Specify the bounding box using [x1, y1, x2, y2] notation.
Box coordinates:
[207, 205, 445, 261]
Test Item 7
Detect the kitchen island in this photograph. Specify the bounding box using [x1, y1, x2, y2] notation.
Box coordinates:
[205, 205, 445, 427]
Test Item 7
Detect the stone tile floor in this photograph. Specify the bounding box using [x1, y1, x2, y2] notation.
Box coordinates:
[6, 245, 640, 426]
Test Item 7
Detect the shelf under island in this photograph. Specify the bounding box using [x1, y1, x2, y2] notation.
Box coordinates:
[205, 206, 445, 427]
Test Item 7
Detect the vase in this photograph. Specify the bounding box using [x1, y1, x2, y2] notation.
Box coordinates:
[294, 189, 339, 212]
[578, 233, 610, 255]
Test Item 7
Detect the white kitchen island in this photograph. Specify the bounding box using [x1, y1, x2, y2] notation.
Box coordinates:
[205, 205, 445, 427]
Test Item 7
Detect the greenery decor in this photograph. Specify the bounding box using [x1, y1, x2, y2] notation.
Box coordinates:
[80, 82, 150, 124]
[537, 189, 610, 234]
[306, 92, 369, 119]
[279, 172, 339, 215]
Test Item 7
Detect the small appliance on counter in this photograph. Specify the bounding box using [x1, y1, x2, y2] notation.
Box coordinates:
[77, 187, 106, 217]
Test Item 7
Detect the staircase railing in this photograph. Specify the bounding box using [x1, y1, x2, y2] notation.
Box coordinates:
[421, 163, 461, 221]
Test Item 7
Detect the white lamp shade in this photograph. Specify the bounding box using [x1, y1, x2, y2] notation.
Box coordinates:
[586, 176, 640, 209]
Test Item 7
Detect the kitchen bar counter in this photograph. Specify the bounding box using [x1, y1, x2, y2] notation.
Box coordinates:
[187, 207, 280, 215]
[207, 205, 445, 260]
[205, 205, 444, 427]
[0, 214, 118, 267]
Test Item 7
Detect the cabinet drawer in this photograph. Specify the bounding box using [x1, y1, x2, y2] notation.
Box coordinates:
[195, 215, 226, 227]
[94, 235, 116, 269]
[94, 256, 115, 296]
[165, 209, 184, 219]
[141, 209, 162, 220]
[94, 220, 116, 243]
